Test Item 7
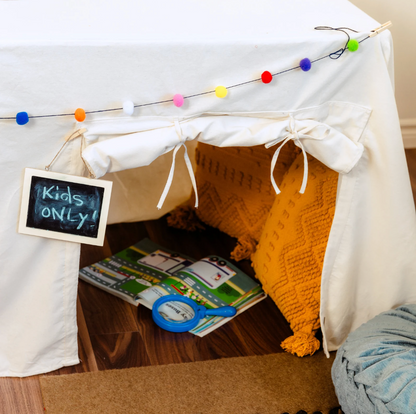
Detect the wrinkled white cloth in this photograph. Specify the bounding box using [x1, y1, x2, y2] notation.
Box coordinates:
[0, 0, 415, 377]
[81, 102, 368, 204]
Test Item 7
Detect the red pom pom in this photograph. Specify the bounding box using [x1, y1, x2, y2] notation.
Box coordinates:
[261, 71, 273, 84]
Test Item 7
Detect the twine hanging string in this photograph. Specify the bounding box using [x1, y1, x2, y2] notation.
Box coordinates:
[45, 128, 95, 177]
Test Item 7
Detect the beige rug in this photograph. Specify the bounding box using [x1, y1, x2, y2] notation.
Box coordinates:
[40, 351, 341, 414]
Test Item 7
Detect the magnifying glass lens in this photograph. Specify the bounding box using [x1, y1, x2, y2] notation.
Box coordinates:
[152, 295, 236, 333]
[157, 301, 196, 323]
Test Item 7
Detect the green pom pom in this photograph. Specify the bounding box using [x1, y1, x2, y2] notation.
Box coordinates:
[347, 39, 359, 52]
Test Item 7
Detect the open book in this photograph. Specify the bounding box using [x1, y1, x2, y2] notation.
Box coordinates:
[79, 238, 266, 336]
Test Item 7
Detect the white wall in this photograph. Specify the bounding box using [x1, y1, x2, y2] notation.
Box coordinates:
[349, 0, 416, 147]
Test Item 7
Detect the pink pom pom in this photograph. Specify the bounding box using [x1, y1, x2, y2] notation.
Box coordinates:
[173, 94, 184, 107]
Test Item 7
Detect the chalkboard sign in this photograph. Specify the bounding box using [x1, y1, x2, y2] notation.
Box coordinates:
[18, 168, 112, 246]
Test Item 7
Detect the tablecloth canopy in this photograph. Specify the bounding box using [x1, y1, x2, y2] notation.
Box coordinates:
[0, 0, 415, 377]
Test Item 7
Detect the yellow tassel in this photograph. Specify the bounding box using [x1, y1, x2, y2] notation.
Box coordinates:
[281, 331, 320, 357]
[230, 234, 257, 261]
[166, 204, 205, 231]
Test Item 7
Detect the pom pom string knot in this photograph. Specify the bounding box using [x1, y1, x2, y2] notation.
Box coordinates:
[314, 26, 359, 59]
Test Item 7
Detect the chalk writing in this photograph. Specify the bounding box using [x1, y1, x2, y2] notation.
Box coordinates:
[26, 176, 105, 238]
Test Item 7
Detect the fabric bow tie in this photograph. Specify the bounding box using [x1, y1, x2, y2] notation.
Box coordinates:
[157, 119, 199, 210]
[265, 115, 330, 195]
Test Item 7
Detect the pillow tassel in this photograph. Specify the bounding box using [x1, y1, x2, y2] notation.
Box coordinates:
[167, 204, 205, 231]
[230, 234, 257, 261]
[281, 331, 320, 357]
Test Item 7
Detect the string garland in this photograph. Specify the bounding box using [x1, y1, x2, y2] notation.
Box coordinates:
[314, 25, 359, 59]
[0, 24, 390, 126]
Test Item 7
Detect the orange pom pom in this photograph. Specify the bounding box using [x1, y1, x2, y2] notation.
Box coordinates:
[74, 108, 86, 122]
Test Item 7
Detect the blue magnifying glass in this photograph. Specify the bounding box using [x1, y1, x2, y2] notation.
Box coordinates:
[152, 295, 237, 333]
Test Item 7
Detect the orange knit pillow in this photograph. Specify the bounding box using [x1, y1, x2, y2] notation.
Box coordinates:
[251, 152, 338, 357]
[168, 142, 299, 260]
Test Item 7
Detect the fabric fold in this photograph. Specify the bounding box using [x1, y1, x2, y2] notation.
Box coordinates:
[81, 102, 370, 203]
[264, 114, 363, 195]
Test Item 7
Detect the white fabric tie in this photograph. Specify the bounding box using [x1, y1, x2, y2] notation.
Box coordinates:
[157, 119, 199, 210]
[266, 114, 323, 195]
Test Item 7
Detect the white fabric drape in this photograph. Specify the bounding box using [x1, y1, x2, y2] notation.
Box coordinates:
[1, 0, 415, 377]
[81, 102, 368, 196]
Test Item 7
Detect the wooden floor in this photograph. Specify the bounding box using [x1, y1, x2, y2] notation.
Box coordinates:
[1, 148, 416, 414]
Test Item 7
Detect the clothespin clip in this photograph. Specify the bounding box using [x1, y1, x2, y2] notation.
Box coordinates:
[369, 21, 392, 37]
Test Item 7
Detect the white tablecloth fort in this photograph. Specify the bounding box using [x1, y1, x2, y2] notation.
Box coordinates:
[0, 0, 415, 376]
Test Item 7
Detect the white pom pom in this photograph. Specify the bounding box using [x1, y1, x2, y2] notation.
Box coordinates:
[123, 101, 135, 116]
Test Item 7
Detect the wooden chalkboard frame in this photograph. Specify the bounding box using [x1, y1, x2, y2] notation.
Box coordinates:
[18, 168, 113, 246]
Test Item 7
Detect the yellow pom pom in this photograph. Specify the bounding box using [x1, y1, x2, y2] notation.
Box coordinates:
[215, 86, 228, 98]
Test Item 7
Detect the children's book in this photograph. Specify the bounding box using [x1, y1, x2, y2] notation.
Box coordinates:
[79, 238, 266, 337]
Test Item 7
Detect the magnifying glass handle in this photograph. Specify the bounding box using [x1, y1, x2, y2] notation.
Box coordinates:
[205, 306, 237, 317]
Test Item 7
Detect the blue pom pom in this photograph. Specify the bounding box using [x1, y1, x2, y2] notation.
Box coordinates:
[16, 112, 29, 125]
[300, 58, 312, 72]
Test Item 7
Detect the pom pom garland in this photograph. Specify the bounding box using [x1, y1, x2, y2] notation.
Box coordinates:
[215, 86, 228, 98]
[74, 108, 86, 122]
[123, 101, 135, 115]
[261, 71, 273, 84]
[173, 94, 184, 107]
[299, 58, 312, 72]
[347, 39, 359, 52]
[0, 24, 375, 124]
[16, 112, 29, 125]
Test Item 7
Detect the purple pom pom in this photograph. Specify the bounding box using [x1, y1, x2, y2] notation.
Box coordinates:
[300, 58, 312, 72]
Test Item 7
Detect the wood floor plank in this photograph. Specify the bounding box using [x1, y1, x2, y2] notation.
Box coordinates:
[17, 377, 45, 414]
[0, 377, 44, 414]
[90, 332, 152, 370]
[78, 280, 140, 336]
[0, 378, 28, 414]
[105, 221, 149, 254]
[136, 306, 202, 365]
[76, 296, 99, 373]
[194, 321, 257, 361]
[232, 297, 293, 355]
